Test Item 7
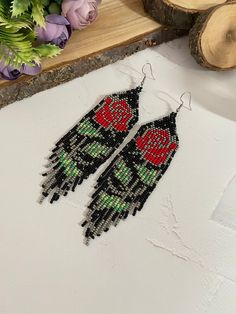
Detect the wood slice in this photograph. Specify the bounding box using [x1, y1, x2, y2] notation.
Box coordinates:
[142, 0, 226, 29]
[0, 0, 186, 109]
[189, 1, 236, 70]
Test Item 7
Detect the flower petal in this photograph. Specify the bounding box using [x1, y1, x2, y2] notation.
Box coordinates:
[21, 63, 42, 76]
[46, 14, 70, 25]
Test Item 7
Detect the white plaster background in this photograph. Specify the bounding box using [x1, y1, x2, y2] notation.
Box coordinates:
[0, 37, 236, 314]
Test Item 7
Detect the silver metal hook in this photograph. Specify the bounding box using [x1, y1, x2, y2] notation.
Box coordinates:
[176, 91, 192, 114]
[140, 63, 155, 87]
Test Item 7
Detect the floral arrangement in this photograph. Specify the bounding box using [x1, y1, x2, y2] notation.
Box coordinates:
[0, 0, 101, 80]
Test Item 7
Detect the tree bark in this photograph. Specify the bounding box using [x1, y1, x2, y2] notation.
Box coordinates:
[142, 0, 226, 30]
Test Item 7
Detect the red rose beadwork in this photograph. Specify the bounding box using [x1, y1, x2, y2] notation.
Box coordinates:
[95, 97, 133, 132]
[136, 128, 178, 165]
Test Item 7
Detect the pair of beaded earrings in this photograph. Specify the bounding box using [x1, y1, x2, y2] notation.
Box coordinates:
[40, 64, 190, 244]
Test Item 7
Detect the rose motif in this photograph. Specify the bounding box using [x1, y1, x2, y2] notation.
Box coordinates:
[36, 14, 72, 49]
[62, 0, 101, 30]
[136, 128, 178, 165]
[95, 97, 133, 132]
[0, 56, 41, 80]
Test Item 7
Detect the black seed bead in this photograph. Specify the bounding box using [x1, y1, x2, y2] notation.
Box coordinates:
[81, 220, 87, 227]
[85, 228, 91, 238]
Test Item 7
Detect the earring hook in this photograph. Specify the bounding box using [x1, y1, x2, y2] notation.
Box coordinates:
[176, 91, 192, 114]
[140, 63, 155, 87]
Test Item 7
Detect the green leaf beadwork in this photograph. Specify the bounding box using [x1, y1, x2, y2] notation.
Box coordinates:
[59, 152, 80, 177]
[77, 120, 103, 138]
[99, 193, 130, 213]
[135, 165, 159, 186]
[114, 160, 132, 185]
[84, 142, 109, 158]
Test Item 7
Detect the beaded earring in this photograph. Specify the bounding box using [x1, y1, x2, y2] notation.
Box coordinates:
[39, 64, 154, 204]
[82, 93, 191, 244]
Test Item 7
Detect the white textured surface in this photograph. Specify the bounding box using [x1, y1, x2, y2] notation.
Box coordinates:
[212, 173, 236, 231]
[0, 37, 236, 314]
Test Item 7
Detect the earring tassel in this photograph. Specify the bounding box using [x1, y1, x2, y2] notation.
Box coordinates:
[40, 87, 142, 203]
[83, 113, 179, 243]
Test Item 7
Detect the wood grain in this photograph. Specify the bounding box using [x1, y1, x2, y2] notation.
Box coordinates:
[189, 1, 236, 70]
[0, 0, 185, 108]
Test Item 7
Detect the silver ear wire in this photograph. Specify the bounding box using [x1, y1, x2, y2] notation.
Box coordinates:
[176, 92, 192, 114]
[140, 63, 155, 87]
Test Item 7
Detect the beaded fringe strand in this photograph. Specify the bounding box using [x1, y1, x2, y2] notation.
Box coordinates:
[40, 86, 142, 203]
[82, 112, 179, 244]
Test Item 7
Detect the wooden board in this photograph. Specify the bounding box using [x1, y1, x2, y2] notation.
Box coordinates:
[0, 0, 185, 108]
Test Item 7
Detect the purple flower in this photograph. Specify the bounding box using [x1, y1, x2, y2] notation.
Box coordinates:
[62, 0, 101, 30]
[36, 14, 72, 49]
[0, 59, 41, 80]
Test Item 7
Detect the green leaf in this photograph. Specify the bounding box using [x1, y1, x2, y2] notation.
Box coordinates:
[31, 0, 45, 26]
[0, 1, 53, 69]
[41, 0, 50, 5]
[114, 160, 132, 185]
[0, 3, 37, 67]
[33, 44, 61, 58]
[0, 28, 37, 67]
[11, 0, 31, 17]
[135, 165, 159, 186]
[11, 0, 46, 26]
[85, 142, 109, 158]
[77, 120, 103, 138]
[0, 5, 33, 29]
